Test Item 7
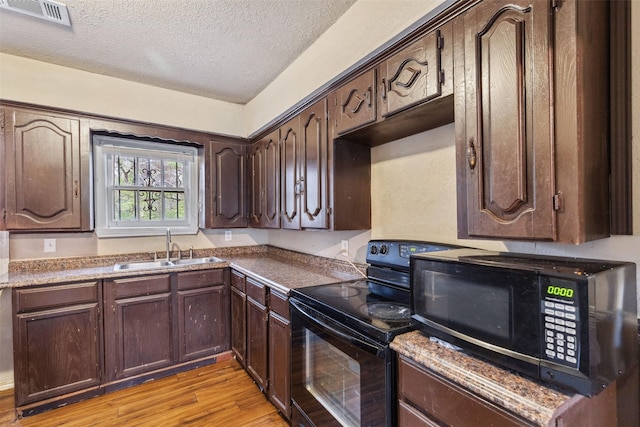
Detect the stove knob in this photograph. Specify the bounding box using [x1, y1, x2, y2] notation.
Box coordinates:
[370, 245, 378, 255]
[380, 244, 388, 255]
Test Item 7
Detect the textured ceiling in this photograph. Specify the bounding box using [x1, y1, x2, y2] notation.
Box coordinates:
[0, 0, 358, 104]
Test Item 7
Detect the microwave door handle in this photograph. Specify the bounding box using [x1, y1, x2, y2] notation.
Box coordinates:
[291, 299, 383, 356]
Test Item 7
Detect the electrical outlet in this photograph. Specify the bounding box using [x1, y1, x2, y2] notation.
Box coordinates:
[225, 230, 232, 241]
[44, 239, 56, 253]
[341, 240, 349, 256]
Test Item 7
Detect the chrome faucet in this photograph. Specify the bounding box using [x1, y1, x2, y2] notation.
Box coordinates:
[166, 228, 171, 261]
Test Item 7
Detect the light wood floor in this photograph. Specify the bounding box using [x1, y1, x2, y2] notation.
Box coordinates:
[0, 359, 289, 426]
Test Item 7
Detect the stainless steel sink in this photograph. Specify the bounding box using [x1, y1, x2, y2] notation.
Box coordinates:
[113, 257, 224, 271]
[113, 260, 175, 271]
[172, 256, 223, 266]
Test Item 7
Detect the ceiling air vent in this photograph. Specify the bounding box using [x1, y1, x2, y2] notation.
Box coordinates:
[0, 0, 71, 27]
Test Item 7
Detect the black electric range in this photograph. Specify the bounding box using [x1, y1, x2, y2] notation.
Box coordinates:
[290, 239, 461, 344]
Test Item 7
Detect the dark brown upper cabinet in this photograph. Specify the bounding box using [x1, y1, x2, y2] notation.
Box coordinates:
[206, 140, 248, 228]
[332, 23, 455, 147]
[455, 0, 610, 243]
[380, 27, 445, 118]
[330, 69, 378, 137]
[281, 99, 329, 230]
[2, 107, 91, 230]
[250, 130, 280, 228]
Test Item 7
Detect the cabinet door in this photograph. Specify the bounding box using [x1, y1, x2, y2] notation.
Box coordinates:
[459, 0, 554, 240]
[177, 269, 230, 362]
[250, 131, 280, 228]
[231, 285, 247, 366]
[104, 275, 173, 381]
[268, 311, 291, 419]
[280, 117, 301, 230]
[381, 30, 443, 117]
[4, 108, 89, 230]
[246, 297, 268, 390]
[332, 69, 377, 136]
[13, 282, 102, 407]
[207, 140, 248, 228]
[299, 98, 329, 229]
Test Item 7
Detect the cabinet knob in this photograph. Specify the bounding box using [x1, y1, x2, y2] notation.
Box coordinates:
[467, 138, 477, 170]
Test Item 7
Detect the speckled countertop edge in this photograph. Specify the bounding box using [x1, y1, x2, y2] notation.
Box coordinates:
[0, 245, 366, 293]
[391, 330, 573, 426]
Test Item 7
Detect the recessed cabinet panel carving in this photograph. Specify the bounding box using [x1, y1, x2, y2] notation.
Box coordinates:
[250, 131, 279, 228]
[381, 30, 443, 117]
[207, 141, 248, 228]
[460, 0, 554, 240]
[280, 118, 300, 229]
[4, 109, 88, 230]
[332, 69, 377, 136]
[300, 99, 328, 229]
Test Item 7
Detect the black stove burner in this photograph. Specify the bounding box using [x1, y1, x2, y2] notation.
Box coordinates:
[360, 302, 411, 321]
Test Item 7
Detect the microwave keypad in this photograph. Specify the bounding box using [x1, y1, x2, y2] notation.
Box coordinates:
[542, 300, 579, 367]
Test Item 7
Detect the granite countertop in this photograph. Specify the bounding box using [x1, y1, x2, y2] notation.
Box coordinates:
[0, 245, 365, 293]
[391, 330, 578, 427]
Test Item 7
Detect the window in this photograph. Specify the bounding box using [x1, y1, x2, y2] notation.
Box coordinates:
[93, 135, 201, 237]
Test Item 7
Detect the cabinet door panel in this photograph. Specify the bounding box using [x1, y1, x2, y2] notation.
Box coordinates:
[263, 133, 280, 228]
[462, 0, 554, 240]
[300, 99, 328, 229]
[104, 276, 173, 381]
[231, 286, 247, 366]
[177, 283, 229, 362]
[207, 141, 247, 228]
[5, 110, 83, 229]
[249, 141, 265, 226]
[382, 30, 442, 117]
[281, 117, 300, 229]
[268, 312, 291, 419]
[246, 298, 268, 389]
[14, 304, 101, 406]
[333, 69, 377, 136]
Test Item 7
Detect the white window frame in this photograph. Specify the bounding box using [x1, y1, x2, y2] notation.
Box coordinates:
[93, 134, 201, 237]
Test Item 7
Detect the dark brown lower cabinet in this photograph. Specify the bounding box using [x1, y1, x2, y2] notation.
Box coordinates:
[230, 271, 247, 366]
[12, 282, 102, 412]
[268, 290, 291, 419]
[177, 269, 230, 362]
[246, 277, 268, 390]
[230, 269, 291, 420]
[104, 274, 174, 382]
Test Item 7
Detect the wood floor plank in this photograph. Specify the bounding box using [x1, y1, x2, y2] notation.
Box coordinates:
[0, 359, 288, 427]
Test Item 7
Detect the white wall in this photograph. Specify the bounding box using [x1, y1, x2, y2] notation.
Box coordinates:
[0, 54, 245, 137]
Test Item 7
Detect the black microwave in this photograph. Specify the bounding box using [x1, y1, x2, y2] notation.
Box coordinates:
[410, 248, 638, 396]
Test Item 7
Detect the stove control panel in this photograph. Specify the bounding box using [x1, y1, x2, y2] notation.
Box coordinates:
[366, 240, 461, 268]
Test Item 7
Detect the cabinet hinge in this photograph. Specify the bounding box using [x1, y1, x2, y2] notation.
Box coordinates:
[439, 70, 445, 84]
[553, 192, 563, 211]
[0, 110, 5, 130]
[327, 207, 332, 215]
[551, 0, 562, 10]
[437, 33, 444, 50]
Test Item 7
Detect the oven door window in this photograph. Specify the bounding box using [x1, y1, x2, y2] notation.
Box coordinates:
[305, 329, 360, 426]
[291, 300, 388, 427]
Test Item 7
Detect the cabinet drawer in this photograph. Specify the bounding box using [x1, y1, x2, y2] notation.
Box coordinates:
[398, 355, 528, 427]
[231, 269, 246, 292]
[246, 277, 267, 305]
[269, 290, 289, 320]
[398, 400, 441, 427]
[177, 268, 226, 290]
[108, 275, 171, 299]
[14, 282, 98, 313]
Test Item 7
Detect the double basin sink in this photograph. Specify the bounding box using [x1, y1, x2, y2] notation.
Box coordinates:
[113, 256, 224, 271]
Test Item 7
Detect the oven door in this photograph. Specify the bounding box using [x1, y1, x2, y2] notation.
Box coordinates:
[290, 298, 391, 427]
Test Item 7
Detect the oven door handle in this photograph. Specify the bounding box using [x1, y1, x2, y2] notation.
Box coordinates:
[290, 298, 385, 357]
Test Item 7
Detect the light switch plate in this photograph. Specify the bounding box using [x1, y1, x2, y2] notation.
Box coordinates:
[44, 239, 56, 253]
[225, 230, 232, 241]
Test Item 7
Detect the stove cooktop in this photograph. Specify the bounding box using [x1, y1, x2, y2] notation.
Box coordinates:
[291, 279, 414, 343]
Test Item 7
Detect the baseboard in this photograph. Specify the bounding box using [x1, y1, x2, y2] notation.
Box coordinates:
[0, 379, 14, 392]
